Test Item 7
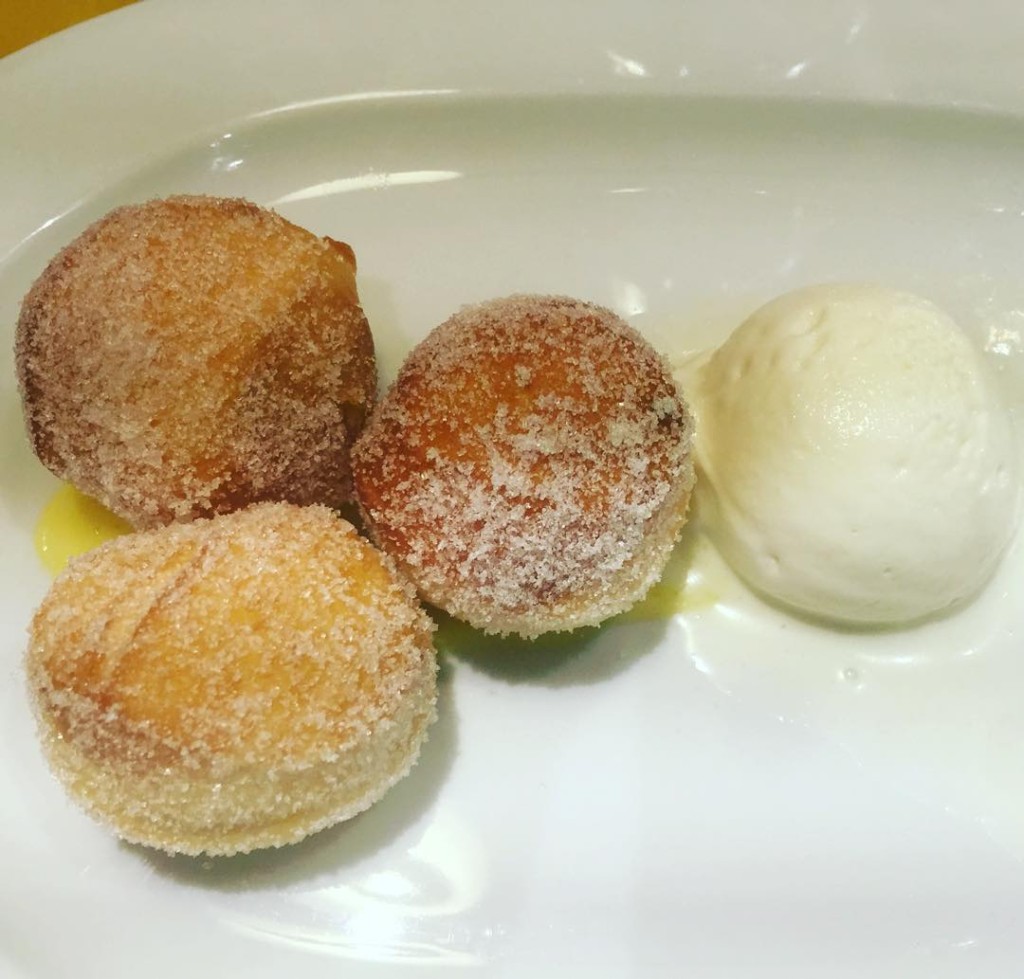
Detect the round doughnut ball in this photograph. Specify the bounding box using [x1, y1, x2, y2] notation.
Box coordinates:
[26, 502, 437, 857]
[351, 294, 695, 638]
[15, 195, 377, 528]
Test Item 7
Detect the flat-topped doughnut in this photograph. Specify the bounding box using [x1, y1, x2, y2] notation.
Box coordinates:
[16, 195, 376, 528]
[352, 294, 695, 637]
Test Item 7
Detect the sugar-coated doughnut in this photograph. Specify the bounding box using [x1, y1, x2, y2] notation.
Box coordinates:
[15, 195, 376, 528]
[352, 294, 695, 638]
[26, 503, 437, 856]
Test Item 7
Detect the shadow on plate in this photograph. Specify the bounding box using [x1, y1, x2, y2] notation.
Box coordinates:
[432, 524, 702, 687]
[138, 655, 460, 891]
[431, 612, 666, 687]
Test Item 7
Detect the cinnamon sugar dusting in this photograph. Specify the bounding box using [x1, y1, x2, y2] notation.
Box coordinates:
[15, 195, 377, 529]
[26, 502, 437, 856]
[17, 199, 695, 855]
[352, 294, 695, 637]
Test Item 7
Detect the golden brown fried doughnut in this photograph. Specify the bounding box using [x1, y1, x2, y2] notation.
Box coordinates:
[16, 195, 376, 528]
[26, 502, 437, 856]
[351, 294, 695, 637]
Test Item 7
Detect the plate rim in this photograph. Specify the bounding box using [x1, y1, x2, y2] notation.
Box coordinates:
[5, 0, 1024, 261]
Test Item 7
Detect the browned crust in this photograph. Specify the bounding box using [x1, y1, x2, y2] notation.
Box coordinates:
[15, 195, 377, 528]
[352, 294, 695, 637]
[26, 502, 437, 856]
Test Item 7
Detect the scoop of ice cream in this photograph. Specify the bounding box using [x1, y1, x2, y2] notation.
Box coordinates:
[681, 283, 1019, 625]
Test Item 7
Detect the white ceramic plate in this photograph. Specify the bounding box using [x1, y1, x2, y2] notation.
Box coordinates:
[3, 2, 1024, 976]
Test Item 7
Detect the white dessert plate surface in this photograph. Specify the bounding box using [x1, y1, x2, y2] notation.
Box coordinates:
[2, 2, 1024, 976]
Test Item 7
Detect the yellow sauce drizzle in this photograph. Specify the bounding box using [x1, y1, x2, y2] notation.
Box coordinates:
[35, 484, 132, 576]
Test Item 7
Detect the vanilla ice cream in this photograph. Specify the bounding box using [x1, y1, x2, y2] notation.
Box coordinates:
[680, 283, 1019, 625]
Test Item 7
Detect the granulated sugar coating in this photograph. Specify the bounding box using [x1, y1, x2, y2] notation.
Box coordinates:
[26, 502, 437, 856]
[15, 195, 377, 528]
[352, 295, 696, 638]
